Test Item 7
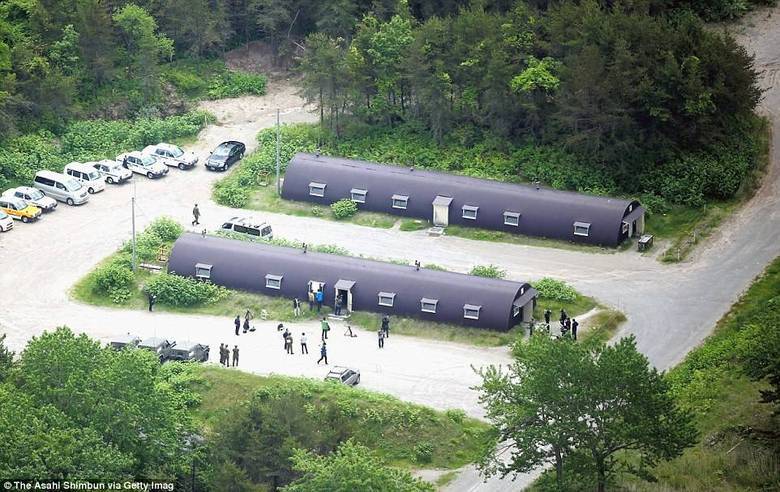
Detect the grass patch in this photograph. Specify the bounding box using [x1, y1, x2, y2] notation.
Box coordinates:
[161, 58, 267, 101]
[247, 184, 396, 229]
[616, 256, 780, 490]
[579, 309, 627, 344]
[533, 293, 598, 323]
[190, 365, 491, 470]
[446, 225, 616, 254]
[435, 470, 459, 488]
[400, 219, 430, 231]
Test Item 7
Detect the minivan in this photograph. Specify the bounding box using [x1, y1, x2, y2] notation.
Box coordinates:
[220, 216, 273, 240]
[64, 162, 106, 193]
[33, 170, 90, 206]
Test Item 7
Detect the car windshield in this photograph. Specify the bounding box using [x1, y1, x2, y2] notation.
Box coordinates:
[170, 146, 184, 157]
[141, 155, 157, 166]
[213, 146, 230, 156]
[28, 189, 45, 200]
[8, 198, 26, 209]
[65, 179, 83, 192]
[87, 171, 100, 180]
[0, 210, 7, 219]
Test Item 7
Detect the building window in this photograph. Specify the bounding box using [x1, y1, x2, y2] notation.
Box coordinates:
[392, 194, 409, 209]
[513, 304, 521, 317]
[265, 274, 283, 290]
[378, 292, 396, 307]
[309, 182, 326, 197]
[462, 205, 479, 220]
[350, 188, 367, 203]
[195, 263, 212, 280]
[420, 298, 438, 314]
[520, 287, 525, 295]
[503, 211, 520, 227]
[573, 222, 591, 237]
[464, 304, 481, 320]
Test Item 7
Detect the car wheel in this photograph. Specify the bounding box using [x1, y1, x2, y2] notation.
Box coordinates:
[22, 216, 29, 223]
[88, 187, 95, 194]
[106, 177, 114, 184]
[355, 375, 361, 385]
[0, 225, 4, 232]
[66, 198, 74, 206]
[147, 172, 154, 179]
[178, 163, 186, 170]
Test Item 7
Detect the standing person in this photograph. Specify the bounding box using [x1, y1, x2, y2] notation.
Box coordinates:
[378, 329, 385, 348]
[560, 309, 567, 324]
[565, 318, 572, 333]
[544, 309, 551, 325]
[232, 345, 239, 367]
[286, 332, 294, 354]
[381, 315, 390, 338]
[315, 289, 324, 312]
[192, 203, 200, 226]
[282, 327, 290, 351]
[243, 316, 250, 334]
[334, 295, 342, 316]
[218, 343, 225, 365]
[321, 317, 330, 340]
[234, 315, 241, 336]
[148, 293, 156, 312]
[317, 342, 328, 365]
[307, 289, 315, 311]
[300, 332, 308, 354]
[293, 297, 301, 317]
[245, 309, 253, 323]
[571, 319, 579, 341]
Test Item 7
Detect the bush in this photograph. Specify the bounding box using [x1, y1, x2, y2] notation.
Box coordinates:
[469, 264, 506, 279]
[532, 278, 577, 303]
[213, 182, 250, 208]
[445, 408, 466, 424]
[207, 71, 267, 99]
[144, 273, 228, 307]
[92, 262, 135, 304]
[311, 206, 323, 217]
[413, 442, 434, 464]
[146, 217, 183, 242]
[330, 199, 358, 219]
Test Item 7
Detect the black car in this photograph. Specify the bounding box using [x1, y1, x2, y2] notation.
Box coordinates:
[163, 340, 210, 363]
[206, 141, 246, 171]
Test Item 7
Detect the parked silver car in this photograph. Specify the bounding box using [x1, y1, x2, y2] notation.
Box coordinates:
[2, 186, 58, 212]
[143, 143, 198, 170]
[90, 159, 132, 184]
[117, 151, 168, 179]
[33, 170, 90, 206]
[325, 366, 361, 386]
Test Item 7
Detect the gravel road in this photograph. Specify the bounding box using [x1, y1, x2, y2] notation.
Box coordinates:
[0, 8, 778, 488]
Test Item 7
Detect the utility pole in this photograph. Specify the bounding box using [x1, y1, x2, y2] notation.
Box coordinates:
[276, 108, 281, 195]
[131, 178, 137, 272]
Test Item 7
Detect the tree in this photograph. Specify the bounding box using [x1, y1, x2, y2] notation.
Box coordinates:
[477, 334, 696, 490]
[113, 4, 174, 104]
[283, 439, 434, 492]
[298, 33, 347, 136]
[0, 333, 14, 383]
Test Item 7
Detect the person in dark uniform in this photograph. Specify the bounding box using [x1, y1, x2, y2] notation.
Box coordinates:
[571, 319, 579, 341]
[378, 329, 385, 348]
[243, 316, 250, 334]
[192, 204, 200, 226]
[234, 315, 241, 336]
[218, 343, 225, 365]
[544, 309, 551, 325]
[232, 345, 239, 367]
[381, 315, 390, 338]
[148, 293, 157, 312]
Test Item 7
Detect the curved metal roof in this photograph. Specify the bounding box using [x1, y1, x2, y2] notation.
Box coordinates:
[281, 153, 641, 246]
[168, 233, 536, 330]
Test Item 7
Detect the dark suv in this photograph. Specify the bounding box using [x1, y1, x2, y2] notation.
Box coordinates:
[108, 334, 141, 350]
[138, 337, 175, 361]
[206, 141, 246, 171]
[164, 340, 210, 363]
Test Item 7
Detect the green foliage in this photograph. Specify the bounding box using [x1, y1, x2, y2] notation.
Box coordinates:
[330, 198, 358, 219]
[284, 440, 434, 492]
[478, 335, 696, 490]
[144, 273, 228, 307]
[445, 408, 466, 424]
[469, 264, 506, 279]
[0, 333, 14, 383]
[532, 278, 578, 303]
[12, 327, 194, 477]
[146, 216, 184, 242]
[91, 263, 135, 304]
[206, 71, 267, 99]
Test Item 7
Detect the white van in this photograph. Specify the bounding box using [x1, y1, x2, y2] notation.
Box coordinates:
[220, 216, 273, 240]
[64, 162, 106, 194]
[33, 170, 90, 206]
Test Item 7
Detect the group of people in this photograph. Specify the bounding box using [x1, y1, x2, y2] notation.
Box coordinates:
[541, 308, 579, 340]
[234, 310, 256, 336]
[307, 288, 325, 312]
[276, 322, 330, 364]
[219, 343, 239, 367]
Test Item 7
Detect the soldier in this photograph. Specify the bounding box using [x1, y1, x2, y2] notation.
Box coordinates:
[286, 333, 295, 354]
[381, 315, 390, 338]
[218, 343, 225, 365]
[571, 319, 579, 341]
[234, 315, 241, 336]
[192, 203, 200, 226]
[544, 309, 551, 325]
[148, 293, 157, 312]
[243, 316, 250, 334]
[232, 345, 239, 367]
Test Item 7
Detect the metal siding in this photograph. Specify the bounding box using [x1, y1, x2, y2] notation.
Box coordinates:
[169, 233, 536, 330]
[281, 153, 638, 247]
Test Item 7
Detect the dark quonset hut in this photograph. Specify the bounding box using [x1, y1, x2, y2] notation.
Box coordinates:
[168, 233, 538, 331]
[281, 153, 645, 247]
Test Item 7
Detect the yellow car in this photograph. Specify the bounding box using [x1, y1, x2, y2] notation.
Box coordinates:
[0, 196, 42, 223]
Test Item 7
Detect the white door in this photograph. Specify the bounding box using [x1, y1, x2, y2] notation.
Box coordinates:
[432, 196, 452, 227]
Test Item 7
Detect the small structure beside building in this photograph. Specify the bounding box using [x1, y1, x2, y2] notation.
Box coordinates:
[281, 153, 645, 247]
[168, 233, 538, 331]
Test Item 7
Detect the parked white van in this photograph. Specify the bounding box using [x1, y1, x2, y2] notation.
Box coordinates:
[64, 162, 106, 194]
[220, 216, 273, 240]
[33, 170, 90, 206]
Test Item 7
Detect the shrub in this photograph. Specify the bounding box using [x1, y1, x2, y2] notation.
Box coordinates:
[469, 264, 506, 279]
[213, 182, 250, 208]
[413, 442, 434, 463]
[330, 199, 358, 219]
[146, 216, 183, 242]
[445, 408, 466, 424]
[207, 71, 267, 99]
[532, 278, 577, 303]
[144, 273, 228, 307]
[311, 206, 323, 217]
[92, 262, 135, 304]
